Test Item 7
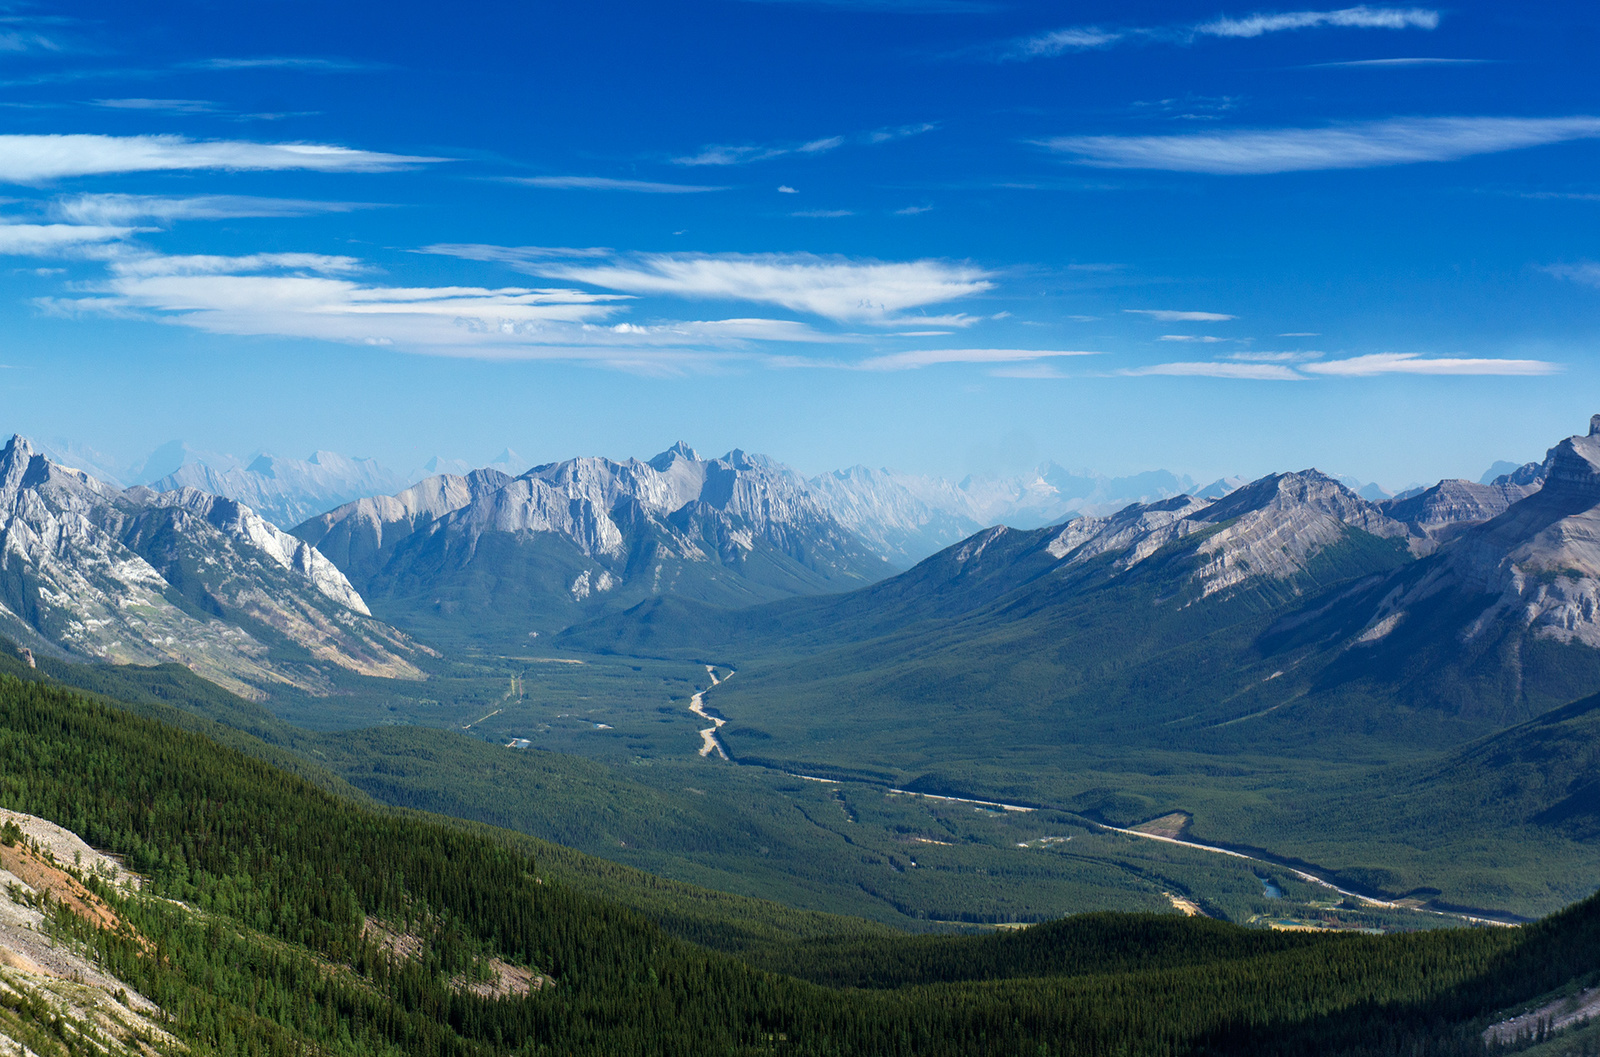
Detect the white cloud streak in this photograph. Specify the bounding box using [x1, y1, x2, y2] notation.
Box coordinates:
[860, 347, 1099, 370]
[0, 30, 60, 53]
[1545, 261, 1600, 287]
[505, 175, 728, 193]
[25, 247, 848, 369]
[1006, 6, 1437, 58]
[1304, 56, 1488, 67]
[1125, 308, 1235, 321]
[1120, 361, 1302, 380]
[1040, 117, 1600, 174]
[674, 123, 935, 166]
[1300, 353, 1561, 376]
[108, 253, 367, 277]
[1123, 352, 1559, 379]
[51, 193, 373, 224]
[420, 243, 614, 266]
[527, 252, 994, 323]
[0, 222, 131, 255]
[92, 98, 217, 113]
[0, 134, 440, 183]
[1198, 6, 1437, 37]
[185, 57, 380, 71]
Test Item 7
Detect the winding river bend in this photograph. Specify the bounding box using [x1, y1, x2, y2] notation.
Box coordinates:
[687, 666, 731, 759]
[682, 661, 1522, 927]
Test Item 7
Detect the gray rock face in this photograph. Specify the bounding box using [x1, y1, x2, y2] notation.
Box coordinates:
[1354, 416, 1600, 650]
[0, 435, 424, 698]
[296, 444, 890, 636]
[1381, 479, 1541, 544]
[1043, 471, 1407, 598]
[295, 469, 512, 583]
[149, 450, 411, 528]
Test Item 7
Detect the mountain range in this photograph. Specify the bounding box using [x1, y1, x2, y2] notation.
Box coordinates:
[295, 443, 891, 647]
[0, 435, 424, 699]
[29, 432, 1440, 568]
[563, 417, 1600, 776]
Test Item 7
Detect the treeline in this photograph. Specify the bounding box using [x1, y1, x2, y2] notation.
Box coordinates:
[1, 673, 1598, 1055]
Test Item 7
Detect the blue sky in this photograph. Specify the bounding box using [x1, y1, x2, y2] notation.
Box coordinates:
[0, 0, 1596, 488]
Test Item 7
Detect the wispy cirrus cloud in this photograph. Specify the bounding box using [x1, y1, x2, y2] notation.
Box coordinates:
[1123, 352, 1559, 379]
[36, 251, 848, 371]
[0, 29, 61, 53]
[0, 134, 440, 183]
[1299, 353, 1560, 376]
[432, 246, 994, 324]
[674, 123, 936, 166]
[1159, 334, 1228, 342]
[51, 193, 375, 224]
[183, 56, 384, 72]
[1125, 308, 1235, 321]
[0, 222, 131, 255]
[503, 175, 728, 193]
[528, 251, 993, 323]
[108, 252, 367, 277]
[91, 98, 218, 113]
[1005, 6, 1437, 59]
[1121, 361, 1302, 380]
[1199, 6, 1437, 37]
[1040, 117, 1600, 174]
[419, 243, 613, 266]
[1229, 350, 1322, 362]
[859, 347, 1099, 371]
[1544, 261, 1600, 287]
[1303, 56, 1489, 67]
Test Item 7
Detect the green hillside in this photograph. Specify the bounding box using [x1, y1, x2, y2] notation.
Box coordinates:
[4, 669, 1600, 1055]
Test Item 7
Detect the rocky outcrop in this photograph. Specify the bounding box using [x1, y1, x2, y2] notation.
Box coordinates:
[1381, 479, 1541, 545]
[295, 469, 512, 583]
[1041, 471, 1407, 598]
[0, 435, 424, 697]
[1354, 416, 1600, 649]
[295, 444, 890, 638]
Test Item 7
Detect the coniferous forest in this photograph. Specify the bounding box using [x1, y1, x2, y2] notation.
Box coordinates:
[1, 671, 1597, 1057]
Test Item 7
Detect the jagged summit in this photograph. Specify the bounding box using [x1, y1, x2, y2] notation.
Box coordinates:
[649, 441, 701, 469]
[0, 435, 421, 697]
[1344, 414, 1600, 654]
[296, 443, 888, 646]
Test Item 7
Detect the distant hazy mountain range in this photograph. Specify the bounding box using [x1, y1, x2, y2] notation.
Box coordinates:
[34, 433, 1441, 567]
[8, 419, 1566, 701]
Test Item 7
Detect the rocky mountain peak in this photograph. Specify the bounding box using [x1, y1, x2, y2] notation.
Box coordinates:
[1537, 431, 1600, 509]
[1352, 415, 1600, 651]
[0, 434, 34, 493]
[649, 441, 700, 470]
[1039, 468, 1404, 599]
[0, 441, 421, 696]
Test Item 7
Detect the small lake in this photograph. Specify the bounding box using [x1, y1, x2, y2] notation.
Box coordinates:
[1260, 877, 1284, 899]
